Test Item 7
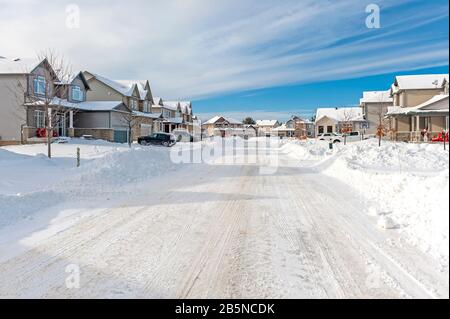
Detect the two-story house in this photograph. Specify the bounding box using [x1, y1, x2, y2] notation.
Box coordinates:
[0, 58, 132, 144]
[255, 120, 281, 137]
[359, 90, 393, 135]
[386, 74, 449, 141]
[202, 116, 244, 137]
[82, 72, 162, 142]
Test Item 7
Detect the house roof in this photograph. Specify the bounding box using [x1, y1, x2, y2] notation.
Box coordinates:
[387, 94, 449, 116]
[360, 90, 393, 104]
[25, 98, 125, 111]
[273, 124, 295, 131]
[0, 57, 39, 74]
[133, 111, 162, 119]
[163, 101, 180, 111]
[315, 107, 364, 124]
[391, 74, 449, 93]
[86, 73, 137, 97]
[256, 120, 279, 127]
[204, 116, 242, 125]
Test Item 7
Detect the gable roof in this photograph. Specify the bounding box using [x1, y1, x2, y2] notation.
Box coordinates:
[204, 116, 242, 125]
[391, 74, 449, 93]
[256, 120, 279, 127]
[84, 72, 136, 97]
[360, 90, 393, 104]
[315, 107, 364, 124]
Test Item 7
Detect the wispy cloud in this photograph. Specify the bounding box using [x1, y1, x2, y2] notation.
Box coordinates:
[0, 0, 448, 100]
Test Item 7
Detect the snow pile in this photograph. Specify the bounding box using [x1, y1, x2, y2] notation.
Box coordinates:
[280, 139, 334, 163]
[319, 140, 449, 262]
[0, 140, 183, 229]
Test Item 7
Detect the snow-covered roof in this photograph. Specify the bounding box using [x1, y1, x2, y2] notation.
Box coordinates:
[256, 120, 279, 127]
[87, 73, 136, 97]
[392, 74, 449, 93]
[0, 57, 40, 74]
[25, 98, 125, 111]
[179, 101, 192, 114]
[204, 116, 242, 125]
[164, 117, 184, 124]
[163, 101, 180, 111]
[273, 124, 295, 131]
[387, 94, 449, 116]
[132, 111, 162, 119]
[153, 97, 163, 105]
[360, 90, 393, 104]
[315, 107, 364, 124]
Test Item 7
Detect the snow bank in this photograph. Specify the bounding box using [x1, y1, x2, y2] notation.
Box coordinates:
[279, 139, 334, 163]
[0, 140, 182, 230]
[285, 139, 449, 263]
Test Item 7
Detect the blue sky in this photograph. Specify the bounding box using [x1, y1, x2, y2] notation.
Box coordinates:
[1, 0, 449, 121]
[194, 65, 450, 121]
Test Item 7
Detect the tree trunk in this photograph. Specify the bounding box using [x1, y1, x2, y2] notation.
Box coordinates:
[47, 127, 52, 158]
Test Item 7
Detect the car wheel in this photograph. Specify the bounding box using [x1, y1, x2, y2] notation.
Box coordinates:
[140, 140, 148, 146]
[333, 140, 341, 143]
[163, 141, 169, 147]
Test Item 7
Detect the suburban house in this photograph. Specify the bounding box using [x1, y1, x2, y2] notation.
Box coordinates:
[255, 120, 281, 137]
[202, 116, 244, 137]
[315, 107, 365, 136]
[82, 72, 163, 142]
[1, 58, 136, 144]
[272, 116, 315, 138]
[0, 57, 31, 145]
[359, 90, 393, 135]
[386, 74, 449, 142]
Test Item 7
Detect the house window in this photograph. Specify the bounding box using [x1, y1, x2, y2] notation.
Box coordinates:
[144, 101, 151, 113]
[34, 110, 45, 128]
[130, 99, 137, 110]
[327, 126, 333, 133]
[318, 126, 324, 134]
[34, 76, 46, 95]
[72, 85, 84, 101]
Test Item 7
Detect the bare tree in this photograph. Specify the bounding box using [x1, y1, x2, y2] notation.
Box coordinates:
[340, 109, 356, 145]
[119, 108, 138, 148]
[367, 97, 391, 147]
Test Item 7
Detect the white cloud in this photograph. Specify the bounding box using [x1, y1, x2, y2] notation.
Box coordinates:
[0, 0, 448, 100]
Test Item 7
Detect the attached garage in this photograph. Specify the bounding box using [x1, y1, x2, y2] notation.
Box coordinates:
[113, 129, 128, 143]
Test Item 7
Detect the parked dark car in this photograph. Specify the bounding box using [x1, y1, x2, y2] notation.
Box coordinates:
[138, 133, 176, 147]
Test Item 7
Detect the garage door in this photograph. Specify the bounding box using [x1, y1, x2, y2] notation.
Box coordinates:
[114, 130, 128, 143]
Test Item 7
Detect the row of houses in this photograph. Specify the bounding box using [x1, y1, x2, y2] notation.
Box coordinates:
[0, 57, 195, 146]
[313, 73, 449, 141]
[201, 116, 315, 138]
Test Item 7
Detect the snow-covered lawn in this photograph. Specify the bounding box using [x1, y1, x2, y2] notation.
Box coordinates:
[280, 139, 449, 265]
[0, 139, 182, 260]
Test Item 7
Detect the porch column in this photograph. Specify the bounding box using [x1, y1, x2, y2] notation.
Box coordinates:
[69, 111, 74, 128]
[68, 110, 75, 137]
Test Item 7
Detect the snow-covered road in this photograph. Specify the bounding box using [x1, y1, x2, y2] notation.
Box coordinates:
[0, 142, 448, 298]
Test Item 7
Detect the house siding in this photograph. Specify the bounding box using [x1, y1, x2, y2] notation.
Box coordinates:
[0, 74, 27, 144]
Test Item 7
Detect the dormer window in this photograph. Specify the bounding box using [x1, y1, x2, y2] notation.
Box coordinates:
[144, 101, 150, 113]
[34, 76, 46, 95]
[72, 85, 84, 101]
[130, 99, 137, 110]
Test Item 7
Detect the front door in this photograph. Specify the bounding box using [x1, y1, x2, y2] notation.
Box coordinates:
[56, 113, 67, 137]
